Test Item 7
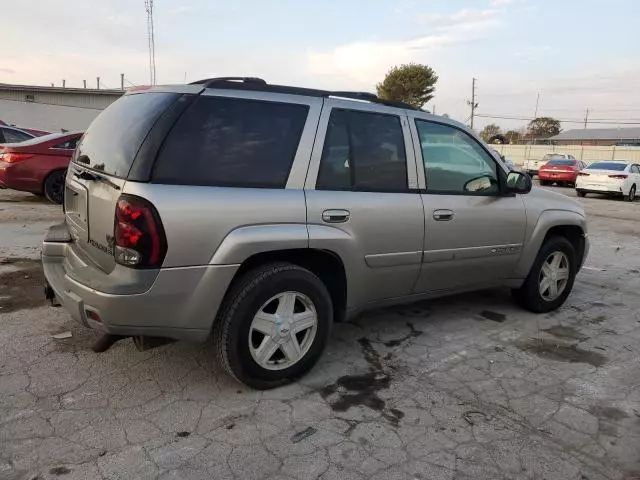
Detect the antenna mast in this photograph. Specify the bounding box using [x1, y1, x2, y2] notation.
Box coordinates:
[144, 0, 156, 85]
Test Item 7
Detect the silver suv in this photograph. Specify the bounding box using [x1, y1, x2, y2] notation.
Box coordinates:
[42, 77, 589, 389]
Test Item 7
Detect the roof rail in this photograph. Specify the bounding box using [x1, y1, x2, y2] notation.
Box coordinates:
[189, 77, 267, 88]
[189, 77, 417, 110]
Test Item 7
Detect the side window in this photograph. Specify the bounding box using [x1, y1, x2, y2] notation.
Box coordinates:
[153, 96, 309, 188]
[2, 128, 32, 143]
[53, 138, 79, 150]
[632, 165, 640, 174]
[316, 109, 408, 192]
[415, 120, 499, 195]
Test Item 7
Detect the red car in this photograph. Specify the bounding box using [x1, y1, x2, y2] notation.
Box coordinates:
[0, 132, 83, 203]
[538, 158, 586, 187]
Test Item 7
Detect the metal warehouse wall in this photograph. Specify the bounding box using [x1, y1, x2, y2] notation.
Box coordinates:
[0, 99, 103, 132]
[492, 144, 640, 165]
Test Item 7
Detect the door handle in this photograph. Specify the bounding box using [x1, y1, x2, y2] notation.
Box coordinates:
[433, 209, 454, 221]
[322, 209, 350, 223]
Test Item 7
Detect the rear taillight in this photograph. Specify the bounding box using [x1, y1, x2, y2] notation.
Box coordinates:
[578, 172, 590, 176]
[2, 152, 34, 163]
[114, 195, 167, 268]
[608, 174, 627, 179]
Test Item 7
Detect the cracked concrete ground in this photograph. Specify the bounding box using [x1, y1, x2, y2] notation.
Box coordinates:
[1, 187, 639, 480]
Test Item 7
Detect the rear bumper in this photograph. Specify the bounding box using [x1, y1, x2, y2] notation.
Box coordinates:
[538, 172, 577, 182]
[42, 227, 239, 342]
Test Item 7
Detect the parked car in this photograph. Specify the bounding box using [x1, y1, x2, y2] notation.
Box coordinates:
[538, 159, 586, 187]
[0, 131, 83, 203]
[42, 78, 589, 389]
[576, 161, 640, 201]
[0, 125, 36, 144]
[0, 120, 50, 138]
[524, 153, 576, 177]
[490, 149, 516, 171]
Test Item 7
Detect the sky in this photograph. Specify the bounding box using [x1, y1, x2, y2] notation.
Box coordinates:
[2, 0, 640, 130]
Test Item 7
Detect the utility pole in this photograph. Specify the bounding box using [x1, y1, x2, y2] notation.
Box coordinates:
[580, 108, 589, 161]
[83, 80, 87, 89]
[121, 73, 125, 90]
[468, 78, 478, 129]
[96, 77, 100, 89]
[583, 108, 589, 129]
[62, 79, 66, 88]
[145, 0, 157, 85]
[526, 92, 541, 163]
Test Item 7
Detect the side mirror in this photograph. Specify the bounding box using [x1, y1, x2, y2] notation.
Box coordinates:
[463, 175, 498, 193]
[506, 171, 532, 194]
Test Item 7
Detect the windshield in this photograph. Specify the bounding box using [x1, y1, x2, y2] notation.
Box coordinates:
[546, 159, 574, 166]
[587, 162, 627, 171]
[6, 132, 72, 146]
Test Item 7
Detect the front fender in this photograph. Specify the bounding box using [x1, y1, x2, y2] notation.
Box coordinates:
[514, 209, 587, 278]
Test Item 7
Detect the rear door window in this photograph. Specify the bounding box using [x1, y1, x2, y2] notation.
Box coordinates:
[74, 92, 179, 177]
[152, 96, 309, 188]
[316, 109, 408, 192]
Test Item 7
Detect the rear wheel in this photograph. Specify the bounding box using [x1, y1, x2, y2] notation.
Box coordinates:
[576, 190, 586, 197]
[213, 262, 332, 389]
[539, 180, 550, 186]
[624, 184, 636, 202]
[513, 236, 577, 313]
[43, 170, 66, 204]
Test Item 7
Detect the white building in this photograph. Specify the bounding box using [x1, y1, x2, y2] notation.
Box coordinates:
[0, 83, 124, 132]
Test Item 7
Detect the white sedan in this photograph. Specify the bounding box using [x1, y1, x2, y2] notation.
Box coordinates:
[575, 161, 640, 201]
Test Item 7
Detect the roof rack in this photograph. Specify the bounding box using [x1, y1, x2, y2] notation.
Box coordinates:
[188, 77, 417, 110]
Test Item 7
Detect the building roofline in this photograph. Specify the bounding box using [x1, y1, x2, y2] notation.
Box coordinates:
[0, 82, 124, 96]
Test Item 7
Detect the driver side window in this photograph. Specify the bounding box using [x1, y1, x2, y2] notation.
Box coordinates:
[415, 120, 499, 195]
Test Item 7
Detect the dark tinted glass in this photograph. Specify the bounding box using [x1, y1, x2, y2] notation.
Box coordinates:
[2, 128, 33, 143]
[74, 92, 178, 177]
[588, 162, 627, 171]
[153, 97, 308, 188]
[546, 159, 575, 166]
[316, 109, 408, 192]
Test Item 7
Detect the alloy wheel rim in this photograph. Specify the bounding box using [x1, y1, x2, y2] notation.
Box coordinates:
[538, 251, 570, 301]
[248, 291, 318, 371]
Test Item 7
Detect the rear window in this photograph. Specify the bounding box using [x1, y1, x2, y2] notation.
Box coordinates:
[546, 159, 575, 166]
[74, 92, 179, 177]
[152, 96, 309, 188]
[587, 162, 628, 171]
[542, 154, 565, 161]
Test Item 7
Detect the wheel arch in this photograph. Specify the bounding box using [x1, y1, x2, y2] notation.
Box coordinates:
[225, 248, 348, 324]
[515, 211, 588, 278]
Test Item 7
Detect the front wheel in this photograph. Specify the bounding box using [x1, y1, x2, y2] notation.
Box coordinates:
[576, 189, 586, 198]
[624, 185, 636, 202]
[213, 262, 332, 389]
[513, 236, 577, 313]
[43, 170, 66, 204]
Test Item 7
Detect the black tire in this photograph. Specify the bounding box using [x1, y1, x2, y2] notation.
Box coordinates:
[512, 236, 577, 313]
[213, 262, 333, 389]
[43, 170, 66, 204]
[576, 190, 586, 198]
[624, 185, 636, 202]
[539, 180, 550, 186]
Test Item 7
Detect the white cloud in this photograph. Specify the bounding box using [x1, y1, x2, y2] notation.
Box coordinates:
[306, 9, 502, 90]
[490, 0, 524, 6]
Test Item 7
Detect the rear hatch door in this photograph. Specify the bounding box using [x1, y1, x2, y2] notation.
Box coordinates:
[65, 91, 180, 273]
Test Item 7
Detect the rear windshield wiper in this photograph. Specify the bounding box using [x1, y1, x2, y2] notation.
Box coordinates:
[73, 170, 121, 191]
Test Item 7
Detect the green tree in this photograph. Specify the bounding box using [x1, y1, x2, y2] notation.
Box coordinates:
[480, 123, 501, 142]
[527, 117, 561, 139]
[504, 130, 522, 143]
[376, 63, 438, 109]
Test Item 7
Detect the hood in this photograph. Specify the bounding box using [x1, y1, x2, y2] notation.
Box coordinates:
[523, 186, 585, 217]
